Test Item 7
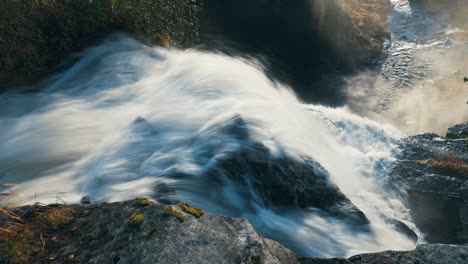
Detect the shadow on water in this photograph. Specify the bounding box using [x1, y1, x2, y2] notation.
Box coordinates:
[199, 0, 360, 106]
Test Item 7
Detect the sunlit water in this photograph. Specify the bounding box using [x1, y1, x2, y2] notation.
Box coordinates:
[348, 0, 467, 134]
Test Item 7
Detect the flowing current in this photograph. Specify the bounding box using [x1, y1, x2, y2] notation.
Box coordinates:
[0, 35, 416, 257]
[10, 0, 467, 257]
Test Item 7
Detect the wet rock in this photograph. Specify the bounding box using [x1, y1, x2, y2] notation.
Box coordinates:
[80, 196, 92, 205]
[390, 123, 468, 243]
[385, 218, 419, 243]
[186, 115, 369, 225]
[446, 123, 468, 139]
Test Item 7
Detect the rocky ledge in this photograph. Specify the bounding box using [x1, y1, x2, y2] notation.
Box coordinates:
[0, 199, 467, 264]
[390, 123, 468, 244]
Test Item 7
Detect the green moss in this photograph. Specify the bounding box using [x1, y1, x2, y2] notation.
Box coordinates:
[136, 198, 153, 207]
[129, 210, 145, 227]
[176, 203, 205, 218]
[162, 205, 185, 222]
[146, 224, 157, 240]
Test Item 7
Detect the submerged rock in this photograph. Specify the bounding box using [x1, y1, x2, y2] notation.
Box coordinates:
[149, 115, 369, 226]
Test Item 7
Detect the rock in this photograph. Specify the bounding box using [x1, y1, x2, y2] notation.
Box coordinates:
[446, 123, 468, 139]
[299, 244, 468, 264]
[2, 200, 468, 263]
[389, 123, 468, 243]
[80, 196, 92, 205]
[0, 200, 299, 264]
[347, 244, 468, 264]
[385, 218, 419, 243]
[156, 115, 369, 225]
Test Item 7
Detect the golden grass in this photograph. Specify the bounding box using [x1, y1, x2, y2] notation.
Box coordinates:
[177, 203, 205, 218]
[163, 205, 185, 222]
[417, 155, 468, 177]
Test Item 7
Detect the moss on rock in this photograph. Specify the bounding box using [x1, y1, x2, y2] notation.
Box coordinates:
[129, 210, 145, 227]
[177, 203, 205, 218]
[162, 205, 185, 222]
[0, 0, 201, 89]
[135, 198, 153, 207]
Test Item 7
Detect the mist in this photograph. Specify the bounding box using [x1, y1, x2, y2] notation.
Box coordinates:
[346, 0, 468, 135]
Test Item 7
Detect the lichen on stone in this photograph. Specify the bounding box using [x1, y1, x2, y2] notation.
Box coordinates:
[176, 203, 205, 218]
[135, 198, 153, 207]
[162, 205, 185, 222]
[129, 210, 145, 227]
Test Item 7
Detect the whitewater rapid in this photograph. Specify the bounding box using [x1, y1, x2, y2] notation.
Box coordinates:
[0, 35, 417, 257]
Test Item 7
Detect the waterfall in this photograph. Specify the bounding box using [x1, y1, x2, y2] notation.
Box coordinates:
[0, 35, 416, 257]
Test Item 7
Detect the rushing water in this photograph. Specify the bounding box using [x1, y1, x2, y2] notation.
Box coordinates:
[3, 0, 465, 258]
[0, 35, 416, 257]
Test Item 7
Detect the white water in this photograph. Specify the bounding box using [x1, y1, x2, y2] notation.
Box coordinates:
[0, 35, 416, 257]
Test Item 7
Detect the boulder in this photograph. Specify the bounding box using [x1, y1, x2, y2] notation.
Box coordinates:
[1, 200, 299, 264]
[446, 123, 468, 139]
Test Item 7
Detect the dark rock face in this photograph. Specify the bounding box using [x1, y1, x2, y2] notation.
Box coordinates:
[347, 244, 468, 264]
[446, 123, 468, 139]
[200, 0, 390, 105]
[300, 244, 468, 264]
[390, 123, 468, 244]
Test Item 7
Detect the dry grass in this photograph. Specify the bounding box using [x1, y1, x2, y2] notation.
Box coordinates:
[0, 0, 200, 88]
[417, 154, 468, 177]
[0, 204, 76, 264]
[177, 203, 205, 218]
[0, 183, 79, 263]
